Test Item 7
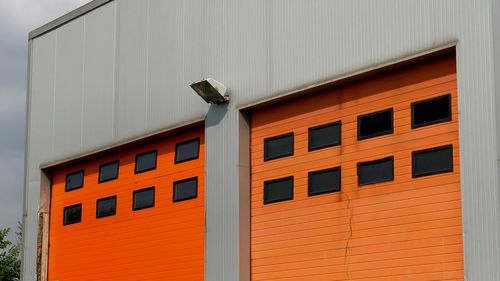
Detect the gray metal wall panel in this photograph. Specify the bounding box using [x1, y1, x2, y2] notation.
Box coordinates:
[53, 18, 85, 157]
[146, 0, 208, 132]
[24, 0, 500, 280]
[82, 2, 116, 150]
[454, 1, 500, 279]
[114, 0, 148, 139]
[23, 33, 57, 281]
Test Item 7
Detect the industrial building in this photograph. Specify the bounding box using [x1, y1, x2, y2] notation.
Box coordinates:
[22, 0, 500, 280]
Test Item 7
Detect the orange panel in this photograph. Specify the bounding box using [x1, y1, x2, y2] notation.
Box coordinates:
[48, 128, 204, 281]
[250, 54, 464, 280]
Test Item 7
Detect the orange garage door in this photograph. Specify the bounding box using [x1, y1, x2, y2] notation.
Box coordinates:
[250, 53, 464, 280]
[49, 127, 204, 281]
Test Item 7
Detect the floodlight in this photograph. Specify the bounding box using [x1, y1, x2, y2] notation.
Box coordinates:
[189, 78, 229, 104]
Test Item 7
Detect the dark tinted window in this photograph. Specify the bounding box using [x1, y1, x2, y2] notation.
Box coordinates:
[358, 109, 393, 140]
[133, 187, 155, 211]
[63, 204, 82, 225]
[264, 177, 294, 204]
[175, 138, 200, 163]
[413, 145, 453, 177]
[358, 157, 394, 186]
[99, 161, 119, 183]
[135, 150, 157, 174]
[173, 177, 198, 202]
[65, 170, 84, 191]
[412, 94, 451, 128]
[308, 167, 341, 196]
[264, 133, 294, 161]
[308, 121, 341, 151]
[96, 196, 117, 218]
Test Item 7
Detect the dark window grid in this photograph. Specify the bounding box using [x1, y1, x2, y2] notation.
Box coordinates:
[96, 196, 117, 219]
[98, 160, 120, 183]
[132, 187, 155, 211]
[65, 170, 85, 192]
[134, 150, 158, 174]
[357, 108, 394, 141]
[308, 121, 342, 152]
[263, 132, 294, 162]
[263, 176, 294, 205]
[357, 156, 395, 186]
[411, 94, 452, 129]
[308, 167, 341, 196]
[175, 138, 201, 164]
[412, 144, 454, 178]
[173, 177, 198, 202]
[63, 203, 82, 226]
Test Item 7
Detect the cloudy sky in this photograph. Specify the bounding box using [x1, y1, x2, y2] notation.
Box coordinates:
[0, 0, 91, 239]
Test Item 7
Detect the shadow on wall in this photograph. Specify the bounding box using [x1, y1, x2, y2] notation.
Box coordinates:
[205, 103, 229, 128]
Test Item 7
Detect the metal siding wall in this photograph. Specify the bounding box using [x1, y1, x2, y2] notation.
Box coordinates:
[82, 2, 116, 150]
[23, 0, 500, 280]
[53, 18, 85, 157]
[455, 1, 500, 279]
[23, 33, 57, 280]
[115, 0, 148, 139]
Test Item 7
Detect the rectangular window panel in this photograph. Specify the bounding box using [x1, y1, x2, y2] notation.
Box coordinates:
[412, 94, 452, 128]
[99, 160, 119, 183]
[133, 187, 155, 211]
[264, 177, 294, 204]
[358, 109, 393, 140]
[264, 133, 294, 161]
[173, 177, 198, 202]
[175, 138, 200, 163]
[96, 196, 117, 218]
[358, 157, 394, 186]
[308, 121, 341, 151]
[413, 145, 453, 178]
[65, 170, 84, 192]
[63, 204, 82, 225]
[308, 167, 341, 196]
[135, 150, 157, 174]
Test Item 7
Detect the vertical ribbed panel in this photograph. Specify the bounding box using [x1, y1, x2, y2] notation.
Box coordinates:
[454, 1, 500, 280]
[24, 33, 57, 280]
[52, 17, 84, 157]
[82, 2, 115, 150]
[114, 0, 148, 139]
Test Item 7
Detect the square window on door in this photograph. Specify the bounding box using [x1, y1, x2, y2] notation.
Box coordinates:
[135, 150, 157, 174]
[264, 177, 294, 204]
[175, 138, 200, 163]
[357, 157, 394, 186]
[173, 177, 198, 202]
[65, 170, 84, 192]
[133, 187, 155, 211]
[412, 145, 453, 177]
[412, 94, 451, 128]
[63, 204, 82, 225]
[264, 133, 294, 161]
[96, 196, 117, 218]
[99, 161, 119, 183]
[308, 167, 341, 196]
[358, 109, 393, 140]
[308, 121, 341, 151]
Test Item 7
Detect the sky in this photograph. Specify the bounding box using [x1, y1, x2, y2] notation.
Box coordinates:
[0, 0, 92, 240]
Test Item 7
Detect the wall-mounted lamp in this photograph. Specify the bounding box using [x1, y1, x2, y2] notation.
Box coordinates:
[189, 78, 229, 104]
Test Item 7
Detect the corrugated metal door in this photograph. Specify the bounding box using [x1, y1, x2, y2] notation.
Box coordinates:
[250, 54, 464, 280]
[48, 128, 204, 281]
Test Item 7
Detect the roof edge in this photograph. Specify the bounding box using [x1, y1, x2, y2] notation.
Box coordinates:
[29, 0, 114, 40]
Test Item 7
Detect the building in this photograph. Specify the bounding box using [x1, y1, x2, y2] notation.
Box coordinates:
[22, 0, 500, 280]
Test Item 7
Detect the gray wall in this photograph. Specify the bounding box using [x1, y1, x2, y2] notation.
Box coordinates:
[24, 0, 500, 280]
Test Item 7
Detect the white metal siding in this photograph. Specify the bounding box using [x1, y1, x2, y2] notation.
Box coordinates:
[23, 0, 500, 280]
